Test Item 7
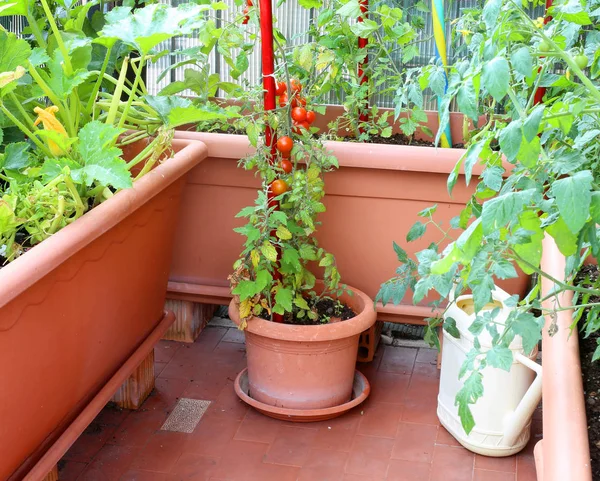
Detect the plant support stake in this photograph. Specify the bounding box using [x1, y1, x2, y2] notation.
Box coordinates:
[432, 0, 452, 147]
[358, 0, 369, 129]
[259, 0, 283, 322]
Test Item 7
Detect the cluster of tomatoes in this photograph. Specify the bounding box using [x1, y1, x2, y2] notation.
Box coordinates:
[276, 79, 316, 134]
[241, 0, 252, 25]
[269, 79, 317, 197]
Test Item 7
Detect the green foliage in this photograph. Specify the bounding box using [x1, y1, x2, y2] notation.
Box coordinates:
[379, 0, 600, 433]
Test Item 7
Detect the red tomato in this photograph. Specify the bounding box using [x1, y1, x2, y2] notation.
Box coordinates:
[247, 0, 253, 5]
[275, 81, 287, 96]
[280, 160, 293, 174]
[271, 179, 288, 195]
[306, 111, 316, 124]
[278, 92, 288, 107]
[276, 136, 293, 155]
[290, 79, 302, 93]
[291, 95, 306, 108]
[242, 6, 249, 23]
[291, 107, 307, 122]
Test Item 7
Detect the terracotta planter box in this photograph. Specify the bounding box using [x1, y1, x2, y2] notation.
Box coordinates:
[171, 111, 529, 323]
[0, 139, 207, 480]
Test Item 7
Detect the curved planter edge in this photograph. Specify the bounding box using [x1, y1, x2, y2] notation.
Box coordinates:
[535, 235, 592, 481]
[1, 138, 208, 480]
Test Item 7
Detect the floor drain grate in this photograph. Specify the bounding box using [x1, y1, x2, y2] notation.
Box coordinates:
[160, 398, 211, 433]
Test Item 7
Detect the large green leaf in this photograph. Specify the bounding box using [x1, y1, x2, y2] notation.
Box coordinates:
[550, 170, 592, 234]
[39, 51, 92, 99]
[0, 0, 29, 16]
[0, 31, 32, 72]
[144, 95, 232, 128]
[98, 3, 209, 55]
[513, 211, 543, 275]
[481, 189, 535, 234]
[482, 57, 509, 102]
[75, 121, 131, 189]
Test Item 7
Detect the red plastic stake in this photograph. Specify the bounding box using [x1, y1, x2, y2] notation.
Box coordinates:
[259, 0, 283, 322]
[533, 0, 553, 105]
[357, 0, 369, 128]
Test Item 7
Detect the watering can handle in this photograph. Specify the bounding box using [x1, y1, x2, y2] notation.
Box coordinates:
[502, 353, 543, 446]
[448, 284, 512, 304]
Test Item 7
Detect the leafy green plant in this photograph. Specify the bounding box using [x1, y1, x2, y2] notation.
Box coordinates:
[228, 74, 350, 326]
[379, 0, 600, 433]
[0, 0, 233, 262]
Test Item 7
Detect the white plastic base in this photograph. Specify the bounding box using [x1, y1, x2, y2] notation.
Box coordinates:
[437, 397, 531, 457]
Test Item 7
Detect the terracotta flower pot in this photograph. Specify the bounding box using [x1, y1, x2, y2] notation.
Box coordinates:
[0, 138, 207, 480]
[228, 283, 377, 410]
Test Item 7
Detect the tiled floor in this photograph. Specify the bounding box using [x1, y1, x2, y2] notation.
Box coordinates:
[58, 325, 541, 481]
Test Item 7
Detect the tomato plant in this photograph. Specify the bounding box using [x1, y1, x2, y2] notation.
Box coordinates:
[306, 111, 316, 125]
[280, 160, 293, 174]
[379, 0, 600, 435]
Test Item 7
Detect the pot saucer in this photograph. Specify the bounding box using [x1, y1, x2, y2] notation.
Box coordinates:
[234, 368, 370, 422]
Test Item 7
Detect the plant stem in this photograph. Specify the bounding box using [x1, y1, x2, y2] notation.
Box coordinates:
[26, 14, 46, 48]
[106, 57, 130, 126]
[86, 46, 113, 116]
[0, 104, 53, 156]
[8, 92, 37, 132]
[126, 136, 161, 170]
[39, 0, 73, 74]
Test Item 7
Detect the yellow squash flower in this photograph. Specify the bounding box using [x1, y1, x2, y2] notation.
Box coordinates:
[33, 106, 69, 156]
[0, 66, 25, 88]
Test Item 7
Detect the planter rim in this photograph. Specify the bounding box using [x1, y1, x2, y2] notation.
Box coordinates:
[228, 283, 376, 342]
[174, 130, 514, 177]
[0, 138, 208, 312]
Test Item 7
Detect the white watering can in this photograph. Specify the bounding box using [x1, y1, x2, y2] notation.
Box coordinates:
[437, 285, 542, 457]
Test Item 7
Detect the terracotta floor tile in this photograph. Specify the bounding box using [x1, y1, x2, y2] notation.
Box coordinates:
[311, 414, 360, 452]
[357, 402, 403, 438]
[63, 421, 117, 463]
[234, 408, 283, 444]
[221, 329, 246, 344]
[345, 435, 394, 478]
[171, 452, 220, 480]
[154, 340, 183, 364]
[412, 361, 441, 378]
[379, 346, 417, 374]
[144, 377, 192, 411]
[392, 422, 438, 463]
[342, 475, 385, 481]
[239, 462, 300, 481]
[297, 449, 348, 481]
[416, 348, 438, 364]
[95, 404, 131, 428]
[402, 375, 440, 425]
[474, 469, 516, 481]
[155, 362, 168, 378]
[430, 445, 475, 481]
[264, 425, 318, 466]
[186, 413, 242, 457]
[436, 426, 463, 447]
[386, 459, 432, 481]
[108, 407, 169, 447]
[57, 460, 88, 481]
[516, 451, 537, 481]
[208, 381, 249, 421]
[130, 431, 189, 473]
[475, 454, 516, 473]
[368, 372, 411, 404]
[211, 440, 270, 480]
[194, 327, 229, 352]
[120, 469, 177, 480]
[78, 444, 140, 480]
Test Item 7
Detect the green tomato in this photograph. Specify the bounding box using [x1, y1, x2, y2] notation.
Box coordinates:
[538, 40, 551, 53]
[575, 54, 588, 69]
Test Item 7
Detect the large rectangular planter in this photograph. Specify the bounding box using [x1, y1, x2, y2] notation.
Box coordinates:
[171, 112, 529, 323]
[0, 139, 207, 480]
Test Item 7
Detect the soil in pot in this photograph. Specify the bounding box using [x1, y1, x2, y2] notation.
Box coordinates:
[257, 296, 356, 325]
[576, 264, 600, 480]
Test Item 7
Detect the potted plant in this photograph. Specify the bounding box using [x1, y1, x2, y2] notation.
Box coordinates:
[169, 0, 530, 333]
[379, 0, 598, 476]
[222, 6, 376, 416]
[0, 2, 232, 478]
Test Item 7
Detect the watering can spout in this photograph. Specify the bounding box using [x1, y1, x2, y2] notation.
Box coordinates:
[502, 353, 543, 446]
